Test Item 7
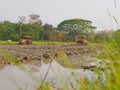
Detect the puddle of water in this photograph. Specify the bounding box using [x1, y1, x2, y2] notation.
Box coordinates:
[0, 65, 38, 90]
[35, 61, 98, 89]
[0, 60, 100, 90]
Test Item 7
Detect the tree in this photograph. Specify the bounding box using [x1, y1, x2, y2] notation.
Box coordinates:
[48, 30, 65, 41]
[0, 21, 19, 41]
[18, 16, 26, 37]
[41, 23, 54, 40]
[57, 18, 96, 41]
[29, 14, 42, 25]
[18, 16, 26, 24]
[28, 14, 42, 41]
[94, 30, 113, 43]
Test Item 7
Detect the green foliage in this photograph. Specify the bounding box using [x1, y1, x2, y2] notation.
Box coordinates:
[0, 21, 20, 41]
[37, 82, 52, 90]
[1, 15, 120, 44]
[57, 18, 96, 32]
[41, 23, 54, 41]
[94, 30, 116, 44]
[114, 29, 120, 45]
[57, 18, 96, 41]
[48, 30, 65, 41]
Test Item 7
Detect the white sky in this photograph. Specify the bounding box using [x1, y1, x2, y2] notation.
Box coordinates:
[0, 0, 120, 30]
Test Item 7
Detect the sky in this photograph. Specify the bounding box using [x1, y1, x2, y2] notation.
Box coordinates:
[0, 0, 120, 31]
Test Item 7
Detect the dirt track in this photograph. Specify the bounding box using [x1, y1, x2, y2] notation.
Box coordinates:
[0, 45, 103, 69]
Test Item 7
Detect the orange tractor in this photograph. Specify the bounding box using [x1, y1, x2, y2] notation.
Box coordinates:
[19, 36, 32, 44]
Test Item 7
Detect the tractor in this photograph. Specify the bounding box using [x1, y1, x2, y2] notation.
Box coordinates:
[19, 36, 32, 44]
[75, 35, 87, 46]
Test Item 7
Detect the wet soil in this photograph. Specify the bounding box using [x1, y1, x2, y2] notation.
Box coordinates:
[0, 45, 104, 69]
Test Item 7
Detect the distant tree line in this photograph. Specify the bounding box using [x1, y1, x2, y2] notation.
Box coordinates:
[0, 14, 120, 43]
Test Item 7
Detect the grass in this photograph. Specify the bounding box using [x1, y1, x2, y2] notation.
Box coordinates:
[0, 41, 18, 45]
[0, 40, 75, 45]
[33, 41, 75, 45]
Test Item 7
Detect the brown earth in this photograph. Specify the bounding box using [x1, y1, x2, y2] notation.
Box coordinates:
[0, 45, 104, 69]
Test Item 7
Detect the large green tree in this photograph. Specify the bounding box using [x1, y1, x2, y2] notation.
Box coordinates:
[57, 18, 96, 41]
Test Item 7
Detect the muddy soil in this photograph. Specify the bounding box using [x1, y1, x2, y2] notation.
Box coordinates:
[0, 45, 103, 69]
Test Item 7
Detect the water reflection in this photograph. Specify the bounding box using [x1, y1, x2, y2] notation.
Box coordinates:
[0, 60, 102, 90]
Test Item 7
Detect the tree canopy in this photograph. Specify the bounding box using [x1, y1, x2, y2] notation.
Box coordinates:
[57, 18, 96, 35]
